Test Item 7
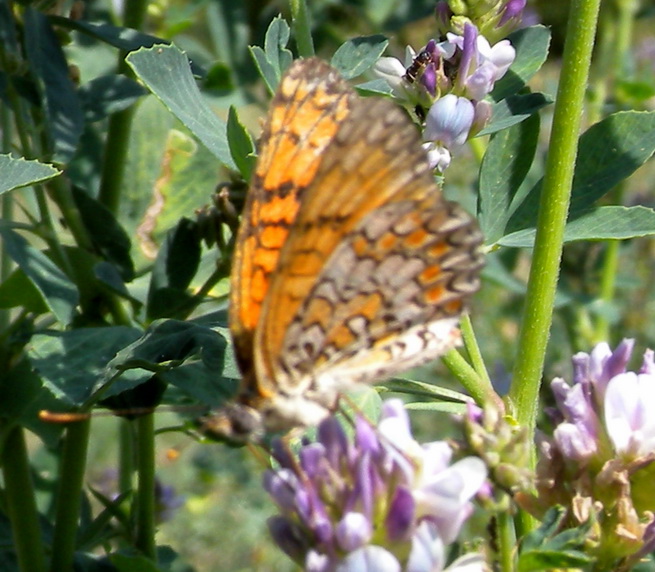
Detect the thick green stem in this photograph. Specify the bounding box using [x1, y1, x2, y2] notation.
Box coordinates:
[118, 419, 135, 495]
[508, 0, 601, 449]
[49, 420, 91, 572]
[2, 425, 47, 572]
[134, 414, 156, 559]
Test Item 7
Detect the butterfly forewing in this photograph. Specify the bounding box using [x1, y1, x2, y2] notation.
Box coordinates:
[229, 59, 357, 375]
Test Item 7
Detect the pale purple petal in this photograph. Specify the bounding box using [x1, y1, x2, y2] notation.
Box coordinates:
[407, 521, 446, 572]
[336, 546, 401, 572]
[306, 550, 332, 572]
[641, 349, 655, 375]
[606, 372, 655, 456]
[263, 469, 300, 512]
[424, 95, 475, 147]
[414, 457, 487, 543]
[423, 142, 452, 171]
[553, 422, 597, 460]
[336, 512, 372, 551]
[464, 63, 497, 100]
[485, 39, 515, 78]
[421, 441, 453, 476]
[605, 372, 643, 455]
[603, 339, 635, 380]
[589, 342, 612, 383]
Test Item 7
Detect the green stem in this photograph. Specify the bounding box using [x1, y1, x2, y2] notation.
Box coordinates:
[49, 420, 91, 572]
[442, 347, 502, 409]
[508, 0, 601, 453]
[118, 420, 135, 495]
[595, 239, 620, 342]
[460, 314, 492, 388]
[134, 414, 156, 559]
[290, 0, 315, 58]
[496, 509, 516, 572]
[2, 425, 47, 572]
[97, 0, 149, 213]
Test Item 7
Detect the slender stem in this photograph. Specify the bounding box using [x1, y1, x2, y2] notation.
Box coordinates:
[49, 420, 91, 572]
[290, 0, 315, 58]
[496, 510, 516, 572]
[595, 239, 620, 342]
[508, 0, 601, 449]
[460, 314, 492, 388]
[134, 414, 156, 559]
[442, 348, 502, 410]
[97, 0, 149, 213]
[2, 425, 47, 572]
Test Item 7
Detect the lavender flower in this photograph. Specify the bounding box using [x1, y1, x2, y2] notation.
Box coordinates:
[448, 24, 515, 101]
[264, 400, 487, 571]
[529, 340, 655, 567]
[374, 22, 513, 172]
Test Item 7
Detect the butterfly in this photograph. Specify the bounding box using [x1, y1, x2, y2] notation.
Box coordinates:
[202, 57, 484, 441]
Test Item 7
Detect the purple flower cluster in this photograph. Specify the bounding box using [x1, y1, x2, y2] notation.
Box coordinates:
[374, 16, 517, 171]
[264, 400, 487, 571]
[531, 340, 655, 566]
[549, 339, 655, 465]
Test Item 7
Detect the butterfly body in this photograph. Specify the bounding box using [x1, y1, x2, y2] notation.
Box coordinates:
[205, 58, 484, 441]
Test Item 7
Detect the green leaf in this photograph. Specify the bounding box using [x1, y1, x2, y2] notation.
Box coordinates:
[518, 507, 594, 571]
[479, 113, 540, 243]
[506, 111, 655, 235]
[27, 327, 142, 405]
[492, 25, 551, 101]
[78, 75, 147, 123]
[569, 111, 655, 214]
[0, 154, 61, 194]
[227, 106, 256, 181]
[126, 44, 236, 170]
[99, 319, 231, 406]
[249, 16, 293, 94]
[479, 92, 552, 136]
[264, 15, 293, 81]
[403, 401, 468, 414]
[23, 9, 84, 164]
[72, 187, 135, 281]
[379, 377, 473, 403]
[331, 35, 389, 79]
[0, 226, 79, 325]
[0, 267, 48, 314]
[500, 206, 655, 247]
[146, 218, 201, 320]
[0, 358, 67, 448]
